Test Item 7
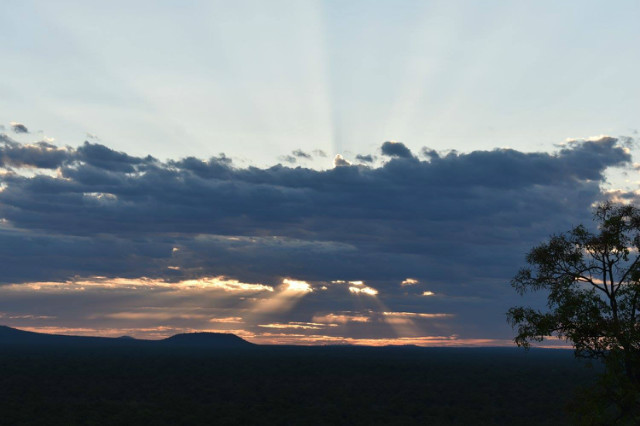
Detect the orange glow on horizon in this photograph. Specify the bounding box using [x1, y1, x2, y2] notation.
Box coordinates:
[8, 325, 574, 349]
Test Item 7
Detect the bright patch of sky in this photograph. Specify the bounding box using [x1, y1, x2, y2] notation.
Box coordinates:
[1, 0, 639, 169]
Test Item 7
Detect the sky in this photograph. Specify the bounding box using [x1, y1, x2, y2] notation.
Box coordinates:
[1, 0, 640, 346]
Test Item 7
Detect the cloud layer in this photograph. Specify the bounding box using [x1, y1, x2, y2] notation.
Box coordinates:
[0, 132, 632, 344]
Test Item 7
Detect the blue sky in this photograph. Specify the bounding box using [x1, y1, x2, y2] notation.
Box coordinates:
[3, 1, 639, 163]
[1, 1, 639, 345]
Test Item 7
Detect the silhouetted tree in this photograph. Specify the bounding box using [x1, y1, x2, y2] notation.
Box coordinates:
[508, 201, 640, 422]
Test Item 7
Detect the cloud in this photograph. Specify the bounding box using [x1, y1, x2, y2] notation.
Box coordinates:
[3, 276, 274, 294]
[292, 149, 312, 159]
[0, 136, 633, 342]
[0, 137, 629, 257]
[421, 147, 440, 161]
[333, 154, 351, 167]
[382, 311, 453, 319]
[313, 149, 327, 158]
[348, 285, 378, 296]
[258, 322, 332, 330]
[355, 154, 374, 163]
[208, 317, 244, 323]
[312, 313, 370, 324]
[76, 141, 156, 173]
[278, 149, 314, 164]
[381, 141, 412, 158]
[279, 155, 297, 164]
[10, 122, 29, 134]
[0, 140, 70, 170]
[0, 137, 158, 172]
[169, 154, 231, 179]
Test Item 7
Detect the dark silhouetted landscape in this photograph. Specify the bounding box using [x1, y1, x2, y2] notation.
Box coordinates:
[3, 1, 639, 423]
[0, 326, 598, 425]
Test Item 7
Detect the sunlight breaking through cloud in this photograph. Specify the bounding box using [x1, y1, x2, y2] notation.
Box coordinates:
[348, 286, 378, 296]
[332, 279, 379, 296]
[0, 133, 634, 345]
[401, 278, 419, 286]
[312, 313, 371, 324]
[258, 322, 337, 330]
[208, 317, 244, 323]
[4, 276, 274, 293]
[250, 278, 314, 314]
[282, 279, 313, 293]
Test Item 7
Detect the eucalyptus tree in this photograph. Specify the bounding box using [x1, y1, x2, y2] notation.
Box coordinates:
[508, 202, 640, 420]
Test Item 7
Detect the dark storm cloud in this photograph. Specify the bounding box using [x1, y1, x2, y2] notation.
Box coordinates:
[76, 141, 156, 173]
[355, 154, 374, 163]
[421, 147, 439, 161]
[10, 122, 29, 134]
[0, 135, 69, 169]
[278, 150, 313, 164]
[169, 154, 232, 179]
[278, 155, 297, 164]
[0, 229, 174, 284]
[292, 149, 312, 159]
[381, 141, 412, 158]
[0, 137, 160, 171]
[0, 136, 632, 338]
[0, 137, 629, 246]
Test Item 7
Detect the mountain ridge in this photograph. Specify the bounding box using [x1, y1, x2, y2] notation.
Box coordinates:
[0, 325, 254, 348]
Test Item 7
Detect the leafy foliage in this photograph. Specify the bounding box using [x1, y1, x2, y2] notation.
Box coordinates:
[508, 201, 640, 423]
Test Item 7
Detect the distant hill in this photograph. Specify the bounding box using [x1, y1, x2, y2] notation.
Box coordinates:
[161, 332, 254, 348]
[0, 325, 116, 346]
[0, 325, 253, 349]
